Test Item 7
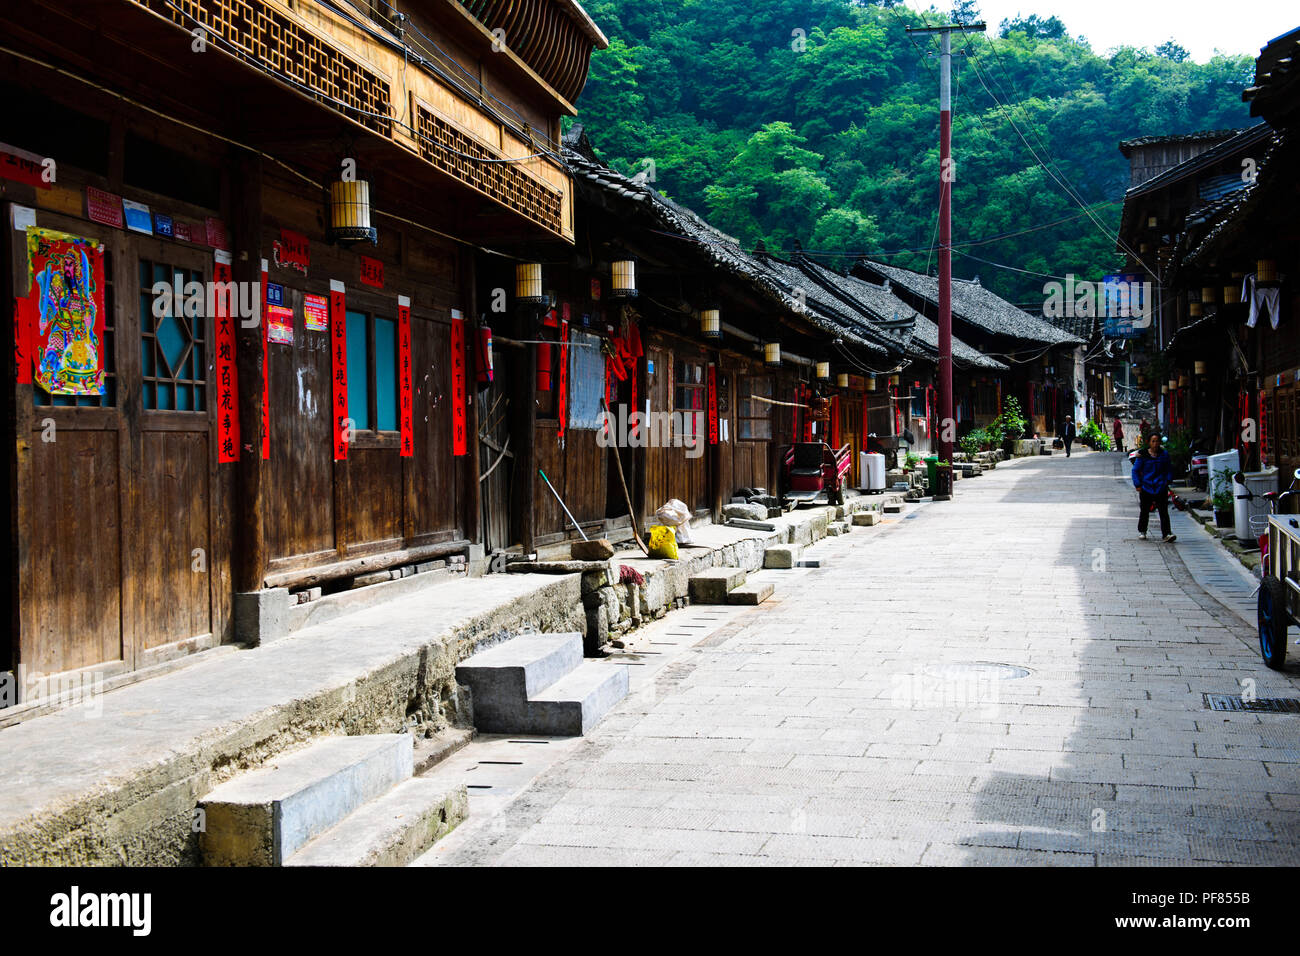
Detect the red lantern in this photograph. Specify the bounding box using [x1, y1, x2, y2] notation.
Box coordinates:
[537, 342, 552, 391]
[476, 326, 494, 385]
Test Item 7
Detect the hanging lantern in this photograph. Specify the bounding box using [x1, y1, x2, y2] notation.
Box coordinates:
[889, 374, 900, 387]
[1147, 215, 1158, 229]
[1168, 378, 1177, 391]
[1258, 259, 1277, 282]
[476, 326, 494, 385]
[1188, 302, 1202, 317]
[764, 341, 781, 367]
[611, 258, 637, 297]
[1194, 360, 1207, 376]
[516, 262, 546, 305]
[1224, 284, 1241, 304]
[1161, 385, 1169, 394]
[700, 308, 722, 340]
[815, 361, 830, 380]
[1201, 286, 1217, 305]
[328, 176, 376, 244]
[836, 372, 849, 389]
[1178, 373, 1189, 387]
[866, 374, 877, 392]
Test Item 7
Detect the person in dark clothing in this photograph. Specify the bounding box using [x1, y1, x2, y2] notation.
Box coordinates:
[1132, 431, 1176, 542]
[1062, 415, 1077, 457]
[1112, 416, 1124, 453]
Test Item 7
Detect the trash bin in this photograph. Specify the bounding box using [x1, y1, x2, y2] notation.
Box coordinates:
[1234, 467, 1278, 542]
[924, 455, 938, 492]
[860, 452, 886, 494]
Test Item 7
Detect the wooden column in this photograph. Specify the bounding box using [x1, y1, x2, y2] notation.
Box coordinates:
[231, 152, 267, 594]
[460, 250, 482, 545]
[510, 306, 537, 553]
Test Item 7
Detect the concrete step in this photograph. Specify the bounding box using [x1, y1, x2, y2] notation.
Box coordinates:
[727, 581, 774, 605]
[200, 734, 413, 866]
[688, 567, 747, 602]
[455, 633, 584, 731]
[285, 777, 468, 867]
[523, 661, 630, 735]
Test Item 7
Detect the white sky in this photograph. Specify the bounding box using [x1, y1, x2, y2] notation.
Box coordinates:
[906, 0, 1298, 62]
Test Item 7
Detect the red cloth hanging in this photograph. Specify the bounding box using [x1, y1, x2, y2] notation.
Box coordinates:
[537, 342, 552, 391]
[475, 326, 494, 385]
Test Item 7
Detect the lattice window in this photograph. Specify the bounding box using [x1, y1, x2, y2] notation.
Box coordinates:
[134, 0, 391, 134]
[415, 106, 563, 234]
[139, 260, 207, 412]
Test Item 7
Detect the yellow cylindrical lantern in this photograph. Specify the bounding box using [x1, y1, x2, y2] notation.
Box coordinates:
[1178, 373, 1189, 387]
[515, 262, 544, 303]
[700, 308, 721, 339]
[1147, 215, 1158, 228]
[329, 179, 373, 240]
[815, 361, 830, 380]
[866, 374, 877, 392]
[611, 259, 636, 297]
[764, 341, 781, 367]
[1224, 284, 1241, 304]
[1201, 286, 1217, 304]
[1188, 302, 1202, 317]
[1258, 259, 1277, 282]
[836, 372, 849, 388]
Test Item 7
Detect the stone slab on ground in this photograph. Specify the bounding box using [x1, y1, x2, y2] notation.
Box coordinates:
[853, 512, 880, 527]
[764, 545, 803, 569]
[727, 581, 775, 605]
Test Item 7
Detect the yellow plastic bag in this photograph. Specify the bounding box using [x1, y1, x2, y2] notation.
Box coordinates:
[647, 525, 679, 560]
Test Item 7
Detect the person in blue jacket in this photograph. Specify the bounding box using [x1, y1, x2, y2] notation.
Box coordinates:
[1132, 430, 1176, 542]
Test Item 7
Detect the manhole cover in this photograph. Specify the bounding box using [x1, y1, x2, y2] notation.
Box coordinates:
[923, 662, 1031, 681]
[1203, 693, 1300, 713]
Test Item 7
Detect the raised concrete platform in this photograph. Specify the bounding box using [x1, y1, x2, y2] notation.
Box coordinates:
[200, 734, 413, 866]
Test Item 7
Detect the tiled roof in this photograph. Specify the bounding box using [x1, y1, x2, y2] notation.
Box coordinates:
[791, 257, 1007, 371]
[561, 130, 895, 361]
[853, 258, 1083, 347]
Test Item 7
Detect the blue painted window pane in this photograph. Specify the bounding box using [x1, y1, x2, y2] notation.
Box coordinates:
[374, 316, 397, 431]
[346, 311, 369, 431]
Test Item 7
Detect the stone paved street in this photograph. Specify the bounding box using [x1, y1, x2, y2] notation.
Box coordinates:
[421, 451, 1300, 866]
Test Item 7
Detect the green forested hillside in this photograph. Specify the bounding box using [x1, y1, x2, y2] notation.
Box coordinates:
[569, 0, 1258, 307]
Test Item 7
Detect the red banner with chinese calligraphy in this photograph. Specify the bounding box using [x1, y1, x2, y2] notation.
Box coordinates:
[707, 363, 719, 445]
[831, 395, 840, 449]
[260, 260, 270, 460]
[398, 296, 413, 458]
[330, 280, 348, 460]
[23, 227, 106, 395]
[213, 252, 240, 462]
[450, 312, 468, 456]
[557, 318, 569, 443]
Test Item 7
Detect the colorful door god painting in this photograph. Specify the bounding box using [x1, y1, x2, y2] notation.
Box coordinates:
[24, 227, 106, 395]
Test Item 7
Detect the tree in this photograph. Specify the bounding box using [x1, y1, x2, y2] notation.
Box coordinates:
[1155, 41, 1191, 62]
[999, 15, 1068, 40]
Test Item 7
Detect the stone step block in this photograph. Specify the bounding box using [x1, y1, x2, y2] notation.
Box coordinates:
[200, 734, 413, 866]
[763, 545, 803, 570]
[727, 581, 774, 605]
[524, 661, 630, 735]
[852, 512, 880, 527]
[285, 778, 468, 867]
[455, 633, 584, 729]
[688, 566, 747, 602]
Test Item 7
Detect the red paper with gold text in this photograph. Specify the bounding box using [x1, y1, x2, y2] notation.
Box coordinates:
[330, 283, 348, 460]
[398, 299, 413, 457]
[213, 256, 240, 462]
[450, 314, 467, 456]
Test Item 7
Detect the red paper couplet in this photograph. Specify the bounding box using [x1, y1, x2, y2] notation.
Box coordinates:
[14, 294, 31, 385]
[831, 395, 841, 449]
[330, 280, 348, 461]
[398, 296, 413, 458]
[707, 363, 719, 446]
[261, 261, 270, 460]
[213, 252, 240, 462]
[450, 311, 468, 457]
[557, 319, 569, 442]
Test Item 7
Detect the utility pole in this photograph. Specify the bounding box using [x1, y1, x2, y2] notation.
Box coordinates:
[906, 20, 985, 499]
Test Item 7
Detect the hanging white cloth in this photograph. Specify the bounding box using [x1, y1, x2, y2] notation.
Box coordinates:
[1243, 273, 1282, 330]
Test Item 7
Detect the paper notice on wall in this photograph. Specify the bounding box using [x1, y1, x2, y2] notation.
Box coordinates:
[267, 304, 294, 345]
[11, 205, 35, 231]
[303, 294, 328, 332]
[721, 418, 729, 442]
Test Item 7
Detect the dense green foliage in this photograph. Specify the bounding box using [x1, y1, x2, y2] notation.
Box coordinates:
[571, 0, 1257, 306]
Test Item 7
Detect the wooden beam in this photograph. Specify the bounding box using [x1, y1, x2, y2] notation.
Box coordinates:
[262, 538, 471, 590]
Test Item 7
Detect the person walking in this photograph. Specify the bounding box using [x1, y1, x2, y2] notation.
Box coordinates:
[1132, 431, 1176, 542]
[1062, 415, 1077, 457]
[1112, 416, 1124, 453]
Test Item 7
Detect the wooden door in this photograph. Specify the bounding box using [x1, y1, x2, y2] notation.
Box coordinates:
[17, 216, 228, 692]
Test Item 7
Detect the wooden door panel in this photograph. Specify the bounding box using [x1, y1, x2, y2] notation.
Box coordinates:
[25, 430, 123, 674]
[138, 430, 211, 649]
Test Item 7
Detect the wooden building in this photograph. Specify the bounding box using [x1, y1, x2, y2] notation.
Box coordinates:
[1117, 27, 1299, 478]
[2, 0, 604, 700]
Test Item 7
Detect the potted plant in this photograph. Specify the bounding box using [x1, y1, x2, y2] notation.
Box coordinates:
[996, 398, 1026, 457]
[1211, 466, 1236, 526]
[935, 460, 953, 498]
